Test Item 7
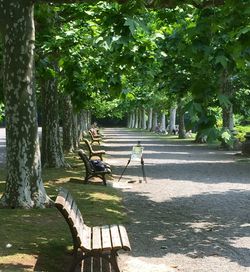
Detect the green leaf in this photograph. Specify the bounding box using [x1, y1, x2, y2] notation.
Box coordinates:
[124, 17, 138, 35]
[215, 55, 228, 69]
[236, 26, 250, 39]
[217, 94, 231, 108]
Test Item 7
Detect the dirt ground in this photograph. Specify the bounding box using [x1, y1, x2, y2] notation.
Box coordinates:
[102, 127, 250, 272]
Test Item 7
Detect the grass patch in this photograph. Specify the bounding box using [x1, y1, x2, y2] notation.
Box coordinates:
[0, 153, 128, 271]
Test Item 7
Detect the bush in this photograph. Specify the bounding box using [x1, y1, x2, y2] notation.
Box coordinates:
[235, 125, 250, 142]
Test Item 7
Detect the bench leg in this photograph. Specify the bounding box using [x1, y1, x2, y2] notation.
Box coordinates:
[110, 251, 120, 272]
[84, 174, 91, 184]
[69, 248, 82, 272]
[69, 259, 80, 272]
[102, 175, 107, 186]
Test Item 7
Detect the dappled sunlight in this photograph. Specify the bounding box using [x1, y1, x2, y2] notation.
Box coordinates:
[89, 192, 120, 201]
[118, 187, 250, 268]
[121, 256, 176, 272]
[153, 234, 167, 241]
[0, 159, 128, 271]
[105, 207, 125, 216]
[229, 237, 250, 249]
[149, 158, 234, 164]
[102, 128, 250, 271]
[185, 221, 221, 232]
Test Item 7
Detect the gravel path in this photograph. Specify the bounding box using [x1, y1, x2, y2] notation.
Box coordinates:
[102, 127, 250, 272]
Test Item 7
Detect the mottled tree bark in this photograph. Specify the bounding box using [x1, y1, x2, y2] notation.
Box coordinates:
[177, 104, 186, 139]
[72, 112, 79, 150]
[41, 71, 67, 168]
[142, 108, 147, 129]
[131, 111, 136, 128]
[220, 71, 234, 130]
[0, 0, 51, 208]
[161, 113, 166, 132]
[138, 108, 142, 129]
[134, 108, 139, 129]
[77, 110, 86, 142]
[62, 95, 74, 153]
[82, 110, 88, 131]
[147, 108, 153, 131]
[169, 107, 177, 133]
[152, 111, 158, 131]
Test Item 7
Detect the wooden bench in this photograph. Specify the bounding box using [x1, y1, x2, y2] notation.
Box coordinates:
[55, 188, 131, 272]
[78, 149, 111, 186]
[88, 129, 102, 145]
[83, 138, 105, 160]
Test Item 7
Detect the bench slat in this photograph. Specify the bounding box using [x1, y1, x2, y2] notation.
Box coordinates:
[55, 188, 69, 208]
[81, 226, 92, 251]
[118, 225, 131, 251]
[109, 225, 122, 249]
[69, 200, 78, 222]
[101, 225, 112, 251]
[92, 226, 102, 251]
[64, 194, 73, 214]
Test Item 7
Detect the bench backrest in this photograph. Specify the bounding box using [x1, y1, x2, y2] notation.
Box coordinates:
[83, 138, 93, 153]
[88, 129, 99, 140]
[78, 149, 94, 173]
[55, 188, 92, 251]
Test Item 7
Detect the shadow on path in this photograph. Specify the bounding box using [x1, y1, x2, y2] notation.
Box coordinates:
[103, 127, 250, 271]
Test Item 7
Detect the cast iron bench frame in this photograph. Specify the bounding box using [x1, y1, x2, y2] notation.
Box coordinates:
[78, 149, 111, 186]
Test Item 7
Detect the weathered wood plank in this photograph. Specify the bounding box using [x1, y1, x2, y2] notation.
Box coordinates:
[110, 225, 122, 249]
[92, 226, 102, 251]
[118, 225, 131, 251]
[101, 225, 112, 250]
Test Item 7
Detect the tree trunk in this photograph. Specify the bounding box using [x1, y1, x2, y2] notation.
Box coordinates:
[147, 108, 153, 131]
[127, 113, 132, 128]
[72, 112, 79, 150]
[152, 111, 158, 131]
[169, 107, 177, 134]
[82, 110, 89, 132]
[0, 1, 51, 208]
[177, 104, 186, 139]
[161, 113, 166, 132]
[131, 111, 136, 128]
[87, 111, 91, 128]
[138, 108, 142, 129]
[142, 108, 147, 129]
[135, 108, 139, 129]
[78, 110, 86, 142]
[222, 104, 234, 130]
[220, 70, 234, 131]
[41, 70, 66, 168]
[62, 95, 74, 153]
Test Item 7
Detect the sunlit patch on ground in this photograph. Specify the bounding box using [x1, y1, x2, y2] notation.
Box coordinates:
[0, 254, 36, 271]
[122, 257, 176, 272]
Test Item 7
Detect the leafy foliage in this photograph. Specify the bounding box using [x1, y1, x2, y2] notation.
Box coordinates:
[29, 1, 250, 140]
